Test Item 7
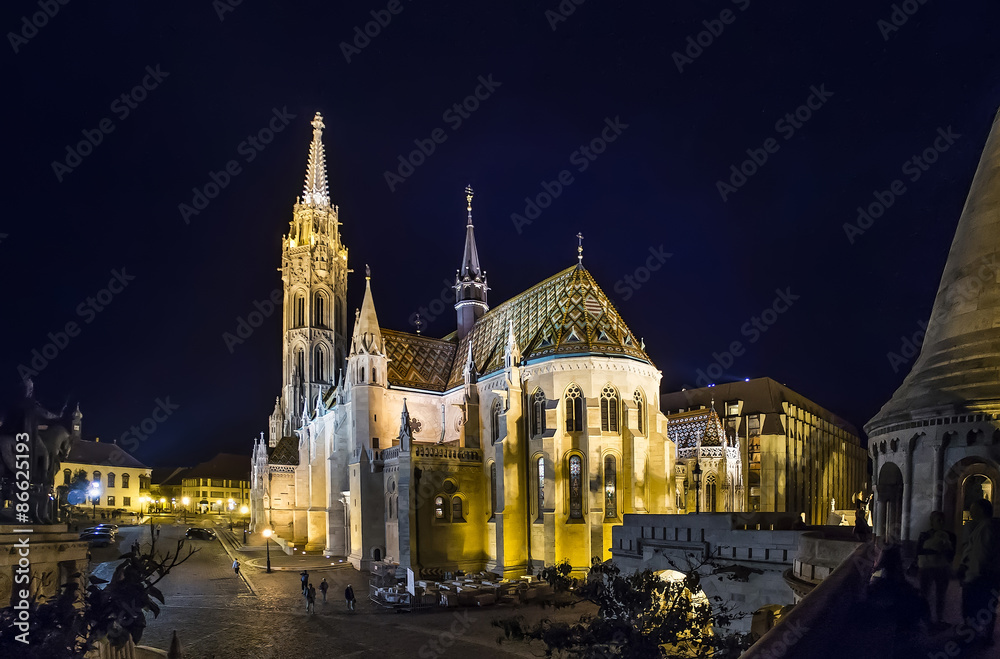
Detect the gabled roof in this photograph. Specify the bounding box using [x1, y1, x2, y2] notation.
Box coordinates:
[268, 436, 299, 465]
[384, 329, 457, 392]
[66, 439, 149, 470]
[446, 265, 652, 388]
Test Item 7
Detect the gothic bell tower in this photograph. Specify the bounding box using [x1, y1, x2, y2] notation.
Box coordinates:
[269, 112, 349, 444]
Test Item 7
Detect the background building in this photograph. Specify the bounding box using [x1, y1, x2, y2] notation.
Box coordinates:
[61, 439, 151, 515]
[662, 378, 867, 524]
[178, 453, 250, 514]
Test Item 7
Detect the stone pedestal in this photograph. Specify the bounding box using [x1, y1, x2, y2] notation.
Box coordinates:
[0, 524, 89, 607]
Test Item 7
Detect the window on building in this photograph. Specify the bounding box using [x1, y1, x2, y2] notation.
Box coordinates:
[211, 479, 224, 487]
[569, 455, 583, 519]
[295, 348, 305, 380]
[536, 457, 545, 521]
[107, 473, 115, 488]
[315, 293, 326, 327]
[123, 497, 131, 507]
[122, 473, 130, 488]
[748, 414, 761, 435]
[211, 491, 224, 498]
[532, 389, 546, 437]
[434, 496, 445, 519]
[634, 389, 645, 434]
[565, 385, 584, 432]
[706, 473, 717, 512]
[93, 471, 101, 485]
[63, 469, 71, 485]
[107, 496, 115, 507]
[490, 463, 497, 519]
[295, 294, 305, 327]
[604, 455, 617, 518]
[726, 401, 740, 417]
[452, 496, 464, 522]
[600, 386, 619, 433]
[491, 399, 502, 444]
[314, 347, 325, 381]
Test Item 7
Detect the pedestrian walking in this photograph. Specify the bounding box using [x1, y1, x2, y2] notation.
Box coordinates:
[233, 559, 240, 576]
[155, 524, 161, 539]
[957, 498, 1000, 647]
[300, 570, 309, 595]
[916, 510, 956, 626]
[345, 584, 356, 611]
[306, 584, 317, 614]
[320, 578, 328, 603]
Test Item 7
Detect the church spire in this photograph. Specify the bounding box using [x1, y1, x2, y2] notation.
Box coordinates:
[455, 185, 489, 340]
[302, 112, 330, 208]
[350, 265, 384, 357]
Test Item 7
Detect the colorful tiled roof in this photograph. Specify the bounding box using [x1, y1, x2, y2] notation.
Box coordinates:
[267, 436, 299, 465]
[668, 406, 732, 459]
[446, 265, 652, 388]
[383, 329, 457, 392]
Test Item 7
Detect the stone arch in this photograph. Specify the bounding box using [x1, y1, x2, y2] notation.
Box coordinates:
[876, 461, 904, 541]
[943, 456, 1000, 530]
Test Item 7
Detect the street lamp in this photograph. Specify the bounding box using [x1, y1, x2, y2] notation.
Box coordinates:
[262, 527, 273, 573]
[693, 462, 702, 515]
[139, 496, 147, 519]
[159, 497, 166, 514]
[182, 497, 190, 524]
[90, 482, 101, 520]
[240, 505, 249, 542]
[227, 499, 235, 531]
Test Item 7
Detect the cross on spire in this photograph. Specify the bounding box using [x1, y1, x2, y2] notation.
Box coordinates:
[302, 112, 330, 207]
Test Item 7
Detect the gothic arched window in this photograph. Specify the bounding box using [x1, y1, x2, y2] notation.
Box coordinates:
[295, 348, 305, 380]
[452, 496, 465, 522]
[314, 293, 326, 328]
[122, 473, 130, 489]
[536, 456, 545, 521]
[634, 389, 645, 434]
[490, 399, 502, 444]
[314, 347, 325, 382]
[565, 385, 584, 432]
[490, 463, 497, 519]
[295, 293, 306, 327]
[600, 385, 619, 433]
[569, 455, 583, 519]
[706, 473, 717, 512]
[604, 455, 617, 518]
[63, 469, 71, 485]
[531, 389, 546, 437]
[107, 473, 115, 488]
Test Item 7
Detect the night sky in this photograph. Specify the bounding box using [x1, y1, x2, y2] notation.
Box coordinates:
[3, 2, 999, 467]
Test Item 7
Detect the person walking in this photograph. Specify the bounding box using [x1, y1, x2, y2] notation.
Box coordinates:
[300, 570, 309, 595]
[233, 559, 240, 577]
[320, 578, 329, 603]
[957, 498, 1000, 647]
[306, 583, 317, 614]
[916, 510, 956, 626]
[155, 524, 161, 540]
[345, 584, 356, 611]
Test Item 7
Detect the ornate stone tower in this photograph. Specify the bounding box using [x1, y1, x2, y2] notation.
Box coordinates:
[454, 186, 488, 339]
[269, 112, 349, 445]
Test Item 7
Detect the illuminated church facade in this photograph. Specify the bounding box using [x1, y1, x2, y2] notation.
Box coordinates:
[250, 113, 683, 575]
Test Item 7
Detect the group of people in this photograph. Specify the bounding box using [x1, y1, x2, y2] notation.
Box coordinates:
[300, 570, 355, 614]
[865, 499, 1000, 652]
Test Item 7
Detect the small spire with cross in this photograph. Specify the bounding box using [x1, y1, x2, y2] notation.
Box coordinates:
[576, 232, 584, 265]
[365, 264, 371, 280]
[415, 313, 423, 335]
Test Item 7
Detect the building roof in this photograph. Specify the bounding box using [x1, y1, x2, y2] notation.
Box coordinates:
[182, 453, 250, 480]
[267, 436, 300, 465]
[65, 438, 150, 470]
[661, 377, 859, 438]
[868, 109, 1000, 431]
[384, 329, 457, 392]
[669, 406, 734, 459]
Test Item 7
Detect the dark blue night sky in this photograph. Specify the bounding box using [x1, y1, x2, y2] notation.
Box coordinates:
[3, 1, 999, 466]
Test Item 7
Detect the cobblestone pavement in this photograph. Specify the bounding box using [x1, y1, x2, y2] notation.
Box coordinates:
[133, 520, 586, 659]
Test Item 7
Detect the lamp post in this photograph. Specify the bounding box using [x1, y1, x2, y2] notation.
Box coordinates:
[227, 499, 235, 531]
[240, 505, 249, 543]
[693, 462, 702, 514]
[262, 528, 273, 573]
[90, 482, 101, 520]
[182, 497, 190, 524]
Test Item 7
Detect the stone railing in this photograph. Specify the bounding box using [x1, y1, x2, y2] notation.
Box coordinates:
[378, 446, 400, 462]
[414, 446, 482, 462]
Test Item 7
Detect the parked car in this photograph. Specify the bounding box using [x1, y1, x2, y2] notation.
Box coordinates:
[80, 530, 113, 547]
[83, 525, 118, 538]
[184, 527, 217, 541]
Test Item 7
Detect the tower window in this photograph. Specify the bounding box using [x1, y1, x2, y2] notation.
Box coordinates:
[536, 456, 545, 521]
[452, 496, 464, 522]
[295, 349, 305, 380]
[314, 347, 325, 382]
[600, 385, 619, 433]
[315, 293, 326, 328]
[706, 473, 717, 512]
[569, 455, 583, 519]
[605, 456, 617, 518]
[491, 399, 502, 444]
[295, 294, 306, 327]
[634, 389, 645, 434]
[565, 385, 584, 432]
[532, 389, 546, 437]
[490, 463, 497, 519]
